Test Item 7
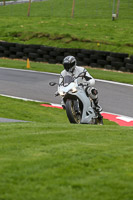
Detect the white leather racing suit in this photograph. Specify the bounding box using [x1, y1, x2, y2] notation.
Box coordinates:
[58, 66, 98, 101]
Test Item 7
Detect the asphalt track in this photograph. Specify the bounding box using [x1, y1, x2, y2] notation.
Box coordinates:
[0, 117, 28, 122]
[0, 67, 133, 118]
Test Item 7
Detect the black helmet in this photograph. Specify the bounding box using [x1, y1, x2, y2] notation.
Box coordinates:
[63, 56, 76, 72]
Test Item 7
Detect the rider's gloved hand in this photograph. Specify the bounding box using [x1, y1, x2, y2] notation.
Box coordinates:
[79, 82, 90, 87]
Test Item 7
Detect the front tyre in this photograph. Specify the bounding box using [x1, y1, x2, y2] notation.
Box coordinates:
[65, 99, 81, 124]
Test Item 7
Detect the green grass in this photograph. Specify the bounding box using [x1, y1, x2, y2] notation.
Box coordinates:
[0, 95, 67, 123]
[0, 95, 114, 124]
[0, 58, 133, 84]
[0, 96, 133, 200]
[0, 0, 133, 54]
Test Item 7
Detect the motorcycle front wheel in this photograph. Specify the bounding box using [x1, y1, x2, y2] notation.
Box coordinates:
[65, 99, 81, 124]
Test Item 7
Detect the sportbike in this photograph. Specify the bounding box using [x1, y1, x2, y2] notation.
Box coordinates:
[49, 72, 103, 124]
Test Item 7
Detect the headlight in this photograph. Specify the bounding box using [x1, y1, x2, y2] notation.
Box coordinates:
[71, 87, 77, 93]
[59, 91, 65, 96]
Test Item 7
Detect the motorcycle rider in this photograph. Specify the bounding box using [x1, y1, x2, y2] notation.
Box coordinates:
[58, 55, 103, 124]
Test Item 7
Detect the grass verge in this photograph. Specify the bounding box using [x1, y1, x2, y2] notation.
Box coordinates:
[0, 96, 133, 200]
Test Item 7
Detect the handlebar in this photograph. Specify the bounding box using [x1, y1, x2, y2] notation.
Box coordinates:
[78, 83, 89, 87]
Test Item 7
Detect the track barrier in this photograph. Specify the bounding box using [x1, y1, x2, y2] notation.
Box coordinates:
[0, 41, 133, 72]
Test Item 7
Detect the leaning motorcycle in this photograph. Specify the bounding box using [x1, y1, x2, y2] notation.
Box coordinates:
[49, 72, 102, 124]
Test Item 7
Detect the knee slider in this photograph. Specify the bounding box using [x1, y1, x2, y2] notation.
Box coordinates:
[91, 88, 98, 95]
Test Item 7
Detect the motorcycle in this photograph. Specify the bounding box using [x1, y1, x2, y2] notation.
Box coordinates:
[49, 72, 102, 124]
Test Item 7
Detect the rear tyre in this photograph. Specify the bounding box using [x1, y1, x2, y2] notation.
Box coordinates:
[66, 100, 81, 124]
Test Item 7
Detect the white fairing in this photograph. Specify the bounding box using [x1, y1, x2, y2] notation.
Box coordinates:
[59, 82, 76, 94]
[58, 75, 96, 124]
[76, 88, 95, 124]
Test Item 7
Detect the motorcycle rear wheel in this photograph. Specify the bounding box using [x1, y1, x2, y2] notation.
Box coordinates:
[66, 99, 81, 124]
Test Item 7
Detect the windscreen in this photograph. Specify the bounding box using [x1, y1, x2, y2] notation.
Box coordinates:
[63, 75, 74, 86]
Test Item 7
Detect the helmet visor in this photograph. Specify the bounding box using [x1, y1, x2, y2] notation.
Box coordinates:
[63, 62, 75, 71]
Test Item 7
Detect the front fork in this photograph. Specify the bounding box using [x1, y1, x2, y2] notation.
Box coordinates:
[73, 99, 80, 114]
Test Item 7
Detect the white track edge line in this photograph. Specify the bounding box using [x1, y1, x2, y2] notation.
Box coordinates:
[0, 67, 133, 87]
[1, 93, 133, 120]
[0, 66, 58, 76]
[96, 79, 133, 87]
[0, 94, 43, 102]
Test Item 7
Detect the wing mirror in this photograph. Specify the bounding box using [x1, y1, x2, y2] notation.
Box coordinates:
[49, 82, 57, 86]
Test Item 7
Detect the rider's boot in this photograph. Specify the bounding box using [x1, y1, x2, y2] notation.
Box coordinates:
[93, 98, 103, 125]
[97, 112, 103, 125]
[74, 100, 81, 115]
[93, 98, 102, 112]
